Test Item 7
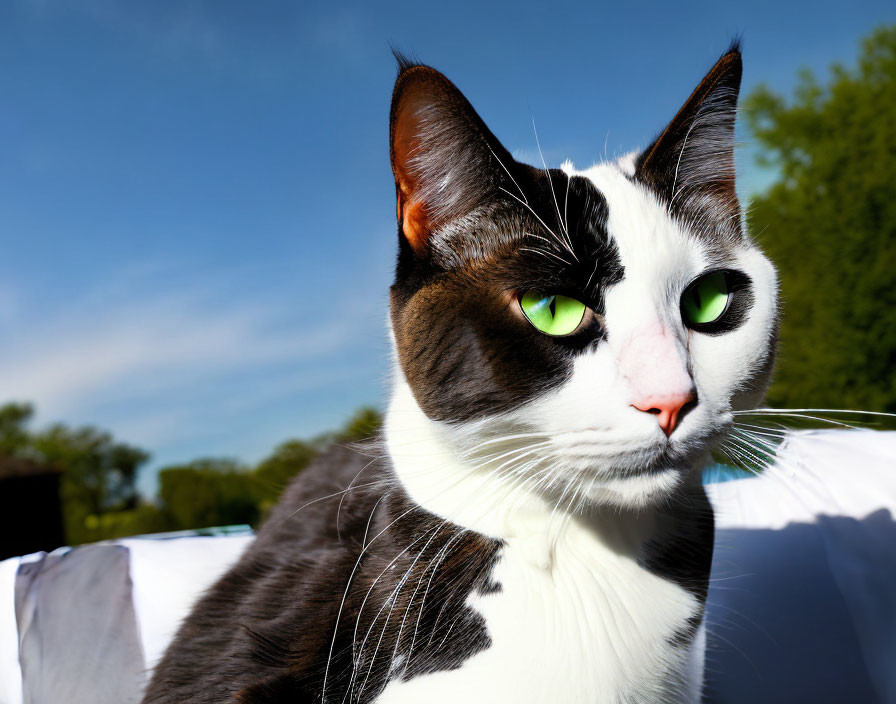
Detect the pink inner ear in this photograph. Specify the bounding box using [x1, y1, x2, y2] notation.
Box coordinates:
[391, 89, 432, 252]
[399, 194, 427, 251]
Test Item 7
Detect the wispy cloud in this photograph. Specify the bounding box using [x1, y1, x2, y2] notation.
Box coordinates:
[0, 267, 387, 479]
[3, 292, 357, 414]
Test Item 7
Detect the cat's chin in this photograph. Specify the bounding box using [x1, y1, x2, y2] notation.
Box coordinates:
[584, 466, 686, 509]
[552, 457, 690, 509]
[549, 438, 714, 509]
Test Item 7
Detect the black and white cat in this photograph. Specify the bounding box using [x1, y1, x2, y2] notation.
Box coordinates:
[143, 43, 778, 704]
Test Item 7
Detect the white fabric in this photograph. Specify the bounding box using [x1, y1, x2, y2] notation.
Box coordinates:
[0, 555, 23, 704]
[706, 429, 896, 703]
[0, 550, 51, 704]
[709, 429, 896, 529]
[120, 534, 252, 674]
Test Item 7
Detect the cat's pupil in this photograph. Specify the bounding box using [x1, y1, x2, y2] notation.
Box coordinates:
[548, 296, 556, 317]
[692, 287, 703, 310]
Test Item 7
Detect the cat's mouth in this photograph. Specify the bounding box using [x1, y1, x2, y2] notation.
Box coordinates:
[548, 421, 726, 478]
[554, 443, 674, 475]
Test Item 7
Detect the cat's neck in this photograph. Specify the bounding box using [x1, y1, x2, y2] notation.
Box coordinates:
[384, 378, 699, 552]
[383, 378, 711, 703]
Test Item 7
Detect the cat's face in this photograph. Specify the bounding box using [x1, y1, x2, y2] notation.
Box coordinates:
[388, 47, 778, 507]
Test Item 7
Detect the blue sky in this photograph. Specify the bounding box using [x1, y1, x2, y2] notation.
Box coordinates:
[2, 0, 894, 496]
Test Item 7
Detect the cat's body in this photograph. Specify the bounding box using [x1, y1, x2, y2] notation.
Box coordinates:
[144, 408, 711, 704]
[144, 44, 778, 703]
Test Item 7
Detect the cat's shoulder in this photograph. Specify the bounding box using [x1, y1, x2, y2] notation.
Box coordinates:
[255, 438, 391, 550]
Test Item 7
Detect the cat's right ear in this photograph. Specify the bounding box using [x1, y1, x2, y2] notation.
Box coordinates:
[634, 43, 743, 237]
[389, 58, 512, 253]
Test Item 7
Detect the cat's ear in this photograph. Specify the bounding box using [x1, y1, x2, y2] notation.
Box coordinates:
[635, 43, 742, 234]
[390, 57, 512, 252]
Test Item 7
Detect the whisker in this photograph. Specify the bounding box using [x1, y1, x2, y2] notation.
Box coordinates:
[519, 246, 574, 267]
[355, 520, 451, 696]
[735, 407, 896, 418]
[563, 169, 571, 239]
[532, 117, 578, 260]
[498, 186, 577, 260]
[487, 145, 529, 206]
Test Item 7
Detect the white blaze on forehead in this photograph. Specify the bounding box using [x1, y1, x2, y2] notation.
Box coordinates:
[572, 164, 704, 411]
[576, 163, 707, 330]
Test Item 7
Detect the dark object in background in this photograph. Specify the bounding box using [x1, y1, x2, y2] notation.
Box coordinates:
[0, 457, 64, 560]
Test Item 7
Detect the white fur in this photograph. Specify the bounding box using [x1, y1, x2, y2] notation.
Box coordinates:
[378, 382, 701, 704]
[378, 159, 778, 702]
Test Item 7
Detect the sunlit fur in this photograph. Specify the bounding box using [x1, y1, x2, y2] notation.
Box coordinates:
[385, 45, 780, 703]
[382, 151, 777, 701]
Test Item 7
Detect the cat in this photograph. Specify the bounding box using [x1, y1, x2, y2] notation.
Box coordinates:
[142, 42, 778, 704]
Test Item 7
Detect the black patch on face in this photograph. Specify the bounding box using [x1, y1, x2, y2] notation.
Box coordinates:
[391, 170, 623, 423]
[142, 444, 502, 704]
[391, 173, 623, 422]
[633, 41, 744, 245]
[388, 59, 625, 424]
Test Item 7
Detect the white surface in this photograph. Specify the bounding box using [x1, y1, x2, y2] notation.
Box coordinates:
[0, 556, 22, 704]
[709, 429, 896, 529]
[120, 534, 252, 675]
[705, 428, 896, 703]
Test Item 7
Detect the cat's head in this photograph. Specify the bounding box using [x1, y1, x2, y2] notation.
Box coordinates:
[387, 45, 778, 508]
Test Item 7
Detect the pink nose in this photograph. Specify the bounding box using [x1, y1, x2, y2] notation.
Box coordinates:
[632, 391, 696, 437]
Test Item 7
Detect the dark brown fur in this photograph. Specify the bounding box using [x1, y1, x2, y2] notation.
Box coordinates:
[142, 444, 501, 703]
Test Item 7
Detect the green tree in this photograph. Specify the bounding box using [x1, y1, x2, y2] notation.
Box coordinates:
[30, 424, 149, 543]
[158, 458, 258, 530]
[253, 439, 319, 511]
[0, 402, 34, 456]
[0, 402, 152, 544]
[744, 26, 896, 412]
[0, 401, 382, 542]
[335, 406, 382, 443]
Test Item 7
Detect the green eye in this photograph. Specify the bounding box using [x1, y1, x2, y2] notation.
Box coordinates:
[682, 271, 730, 326]
[520, 291, 587, 336]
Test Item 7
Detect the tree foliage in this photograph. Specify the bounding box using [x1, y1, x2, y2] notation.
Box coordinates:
[33, 425, 148, 515]
[0, 403, 34, 456]
[252, 405, 383, 516]
[744, 26, 896, 412]
[158, 459, 259, 530]
[152, 406, 382, 531]
[254, 439, 320, 513]
[0, 400, 383, 545]
[0, 403, 150, 543]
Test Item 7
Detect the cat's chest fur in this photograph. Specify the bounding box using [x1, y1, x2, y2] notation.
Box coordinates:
[376, 512, 703, 704]
[376, 386, 709, 703]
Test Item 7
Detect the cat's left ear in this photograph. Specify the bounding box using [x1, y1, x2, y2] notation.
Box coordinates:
[390, 58, 512, 253]
[635, 43, 742, 235]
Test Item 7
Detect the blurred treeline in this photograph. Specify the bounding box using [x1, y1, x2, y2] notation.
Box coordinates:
[0, 402, 380, 545]
[744, 26, 896, 412]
